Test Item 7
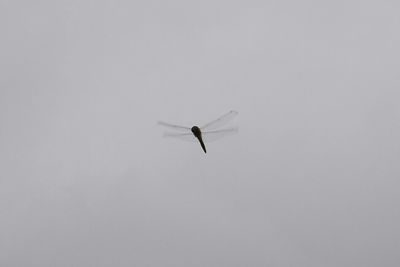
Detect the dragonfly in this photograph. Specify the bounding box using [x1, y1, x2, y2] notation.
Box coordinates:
[158, 110, 238, 153]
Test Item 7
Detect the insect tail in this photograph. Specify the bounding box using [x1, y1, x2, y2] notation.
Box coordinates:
[198, 136, 207, 153]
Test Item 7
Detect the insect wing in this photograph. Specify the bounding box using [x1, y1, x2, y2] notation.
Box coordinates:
[163, 132, 197, 142]
[158, 121, 191, 132]
[200, 110, 238, 130]
[201, 127, 238, 142]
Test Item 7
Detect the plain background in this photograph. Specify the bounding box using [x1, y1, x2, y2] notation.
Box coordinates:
[1, 0, 400, 266]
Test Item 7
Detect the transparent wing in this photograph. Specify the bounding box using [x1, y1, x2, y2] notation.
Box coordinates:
[158, 121, 191, 132]
[162, 127, 238, 143]
[201, 110, 238, 130]
[202, 127, 239, 142]
[163, 132, 197, 142]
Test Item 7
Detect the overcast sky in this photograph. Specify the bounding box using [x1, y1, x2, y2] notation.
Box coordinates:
[1, 0, 400, 266]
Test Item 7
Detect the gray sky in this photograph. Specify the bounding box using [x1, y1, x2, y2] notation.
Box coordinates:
[1, 0, 400, 266]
